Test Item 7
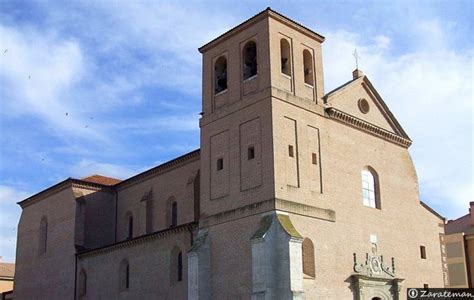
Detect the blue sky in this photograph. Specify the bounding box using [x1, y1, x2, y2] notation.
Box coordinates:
[0, 1, 472, 262]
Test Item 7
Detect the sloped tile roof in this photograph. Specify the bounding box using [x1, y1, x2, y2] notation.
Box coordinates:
[81, 175, 122, 186]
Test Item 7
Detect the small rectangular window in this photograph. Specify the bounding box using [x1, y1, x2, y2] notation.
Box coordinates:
[217, 158, 224, 171]
[288, 145, 294, 157]
[370, 235, 377, 244]
[248, 146, 255, 160]
[420, 245, 426, 259]
[311, 153, 317, 165]
[423, 283, 429, 289]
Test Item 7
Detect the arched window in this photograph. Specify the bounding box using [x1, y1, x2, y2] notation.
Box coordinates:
[361, 168, 380, 209]
[38, 216, 48, 255]
[178, 252, 183, 281]
[170, 247, 183, 284]
[243, 41, 257, 80]
[214, 56, 227, 94]
[145, 193, 153, 234]
[126, 212, 133, 240]
[119, 259, 130, 291]
[302, 238, 315, 277]
[171, 201, 178, 227]
[303, 50, 314, 86]
[280, 39, 291, 76]
[79, 269, 87, 297]
[166, 197, 177, 228]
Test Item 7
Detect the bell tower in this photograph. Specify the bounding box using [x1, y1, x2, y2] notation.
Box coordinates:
[191, 8, 331, 300]
[199, 8, 326, 218]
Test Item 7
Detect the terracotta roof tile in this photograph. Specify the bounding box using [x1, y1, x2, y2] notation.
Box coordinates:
[81, 175, 121, 186]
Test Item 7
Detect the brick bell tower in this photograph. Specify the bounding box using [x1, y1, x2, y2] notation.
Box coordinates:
[198, 7, 325, 218]
[188, 8, 328, 299]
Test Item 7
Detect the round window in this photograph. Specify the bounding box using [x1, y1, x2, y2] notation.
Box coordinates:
[358, 98, 370, 114]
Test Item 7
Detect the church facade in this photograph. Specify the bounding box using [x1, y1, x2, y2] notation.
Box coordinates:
[13, 8, 446, 300]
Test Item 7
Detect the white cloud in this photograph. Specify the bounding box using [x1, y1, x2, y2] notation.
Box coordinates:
[0, 24, 111, 144]
[65, 2, 238, 95]
[0, 185, 30, 262]
[323, 20, 473, 219]
[107, 113, 200, 134]
[372, 35, 391, 51]
[70, 159, 139, 180]
[0, 1, 230, 149]
[0, 185, 30, 204]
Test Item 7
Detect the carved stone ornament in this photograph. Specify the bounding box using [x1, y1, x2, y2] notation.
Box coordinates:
[352, 252, 404, 300]
[353, 252, 396, 279]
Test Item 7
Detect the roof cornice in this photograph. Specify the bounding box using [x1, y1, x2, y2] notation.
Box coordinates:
[323, 75, 411, 141]
[0, 276, 14, 280]
[116, 149, 200, 190]
[18, 178, 114, 209]
[77, 222, 197, 258]
[17, 150, 200, 208]
[420, 200, 445, 221]
[267, 8, 325, 42]
[323, 78, 358, 100]
[325, 107, 412, 148]
[361, 78, 410, 140]
[199, 7, 324, 53]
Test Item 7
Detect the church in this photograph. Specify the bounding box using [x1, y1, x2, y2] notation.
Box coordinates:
[13, 8, 446, 300]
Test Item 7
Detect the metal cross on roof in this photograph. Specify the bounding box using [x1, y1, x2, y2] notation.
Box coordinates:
[353, 48, 361, 70]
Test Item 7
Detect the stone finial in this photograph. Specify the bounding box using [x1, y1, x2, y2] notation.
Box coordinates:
[353, 69, 364, 79]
